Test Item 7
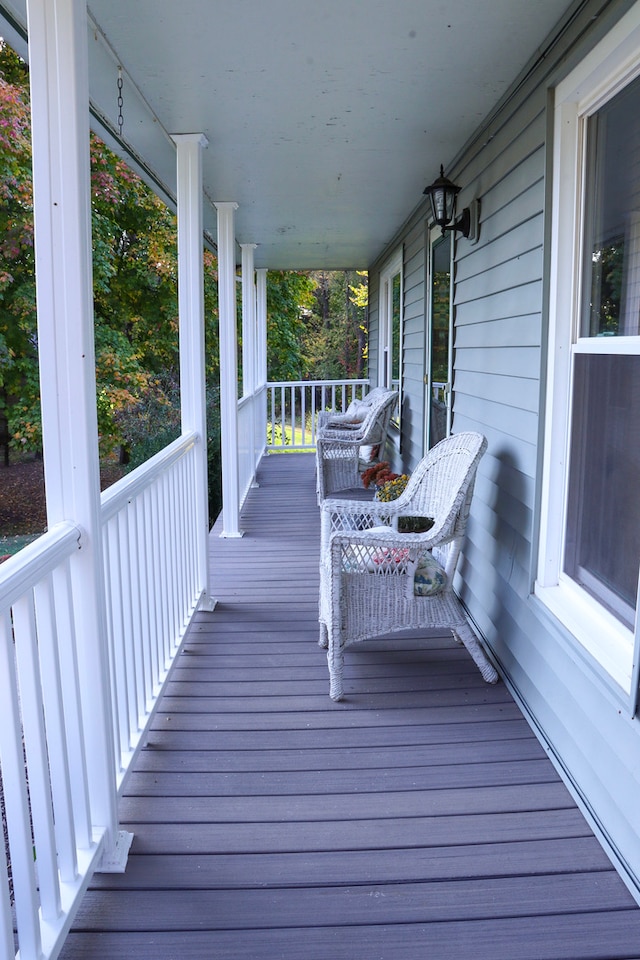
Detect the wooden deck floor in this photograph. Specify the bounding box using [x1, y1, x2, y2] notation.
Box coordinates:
[58, 453, 640, 960]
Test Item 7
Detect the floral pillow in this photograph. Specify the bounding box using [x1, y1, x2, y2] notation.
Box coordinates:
[369, 548, 446, 596]
[413, 554, 447, 596]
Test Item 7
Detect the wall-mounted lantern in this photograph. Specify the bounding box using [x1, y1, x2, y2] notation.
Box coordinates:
[423, 165, 479, 242]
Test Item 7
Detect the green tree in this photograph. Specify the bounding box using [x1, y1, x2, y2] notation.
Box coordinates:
[266, 270, 315, 381]
[349, 270, 369, 371]
[0, 43, 37, 458]
[0, 39, 224, 509]
[89, 137, 180, 452]
[0, 40, 220, 455]
[302, 270, 367, 380]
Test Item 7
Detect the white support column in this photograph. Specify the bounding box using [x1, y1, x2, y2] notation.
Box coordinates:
[215, 202, 242, 537]
[256, 268, 268, 388]
[26, 0, 124, 864]
[240, 244, 258, 487]
[255, 268, 268, 463]
[240, 244, 257, 397]
[173, 133, 214, 610]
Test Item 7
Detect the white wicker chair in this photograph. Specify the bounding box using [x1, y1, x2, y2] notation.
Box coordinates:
[318, 431, 498, 700]
[316, 386, 389, 433]
[316, 390, 398, 502]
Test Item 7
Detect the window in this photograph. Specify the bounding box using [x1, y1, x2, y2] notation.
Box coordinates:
[565, 354, 640, 630]
[425, 227, 453, 451]
[379, 250, 403, 429]
[538, 7, 640, 694]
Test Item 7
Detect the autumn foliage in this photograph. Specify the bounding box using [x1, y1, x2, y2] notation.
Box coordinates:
[0, 41, 221, 461]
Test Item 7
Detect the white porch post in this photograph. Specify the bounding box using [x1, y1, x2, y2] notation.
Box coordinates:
[240, 244, 257, 397]
[215, 202, 242, 537]
[256, 268, 268, 460]
[240, 243, 258, 485]
[173, 134, 214, 609]
[256, 268, 268, 388]
[26, 0, 124, 863]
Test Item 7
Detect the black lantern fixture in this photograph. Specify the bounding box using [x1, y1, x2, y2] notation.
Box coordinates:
[423, 165, 476, 240]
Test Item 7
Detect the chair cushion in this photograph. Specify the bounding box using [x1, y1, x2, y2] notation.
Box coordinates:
[327, 399, 367, 427]
[359, 443, 380, 463]
[413, 554, 447, 596]
[346, 398, 367, 416]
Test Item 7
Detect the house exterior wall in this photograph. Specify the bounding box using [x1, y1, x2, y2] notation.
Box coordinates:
[368, 0, 640, 899]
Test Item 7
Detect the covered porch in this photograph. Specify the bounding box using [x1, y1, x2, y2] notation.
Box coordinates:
[3, 2, 640, 958]
[56, 454, 640, 960]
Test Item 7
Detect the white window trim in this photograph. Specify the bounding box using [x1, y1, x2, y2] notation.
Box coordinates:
[537, 4, 640, 695]
[378, 248, 403, 437]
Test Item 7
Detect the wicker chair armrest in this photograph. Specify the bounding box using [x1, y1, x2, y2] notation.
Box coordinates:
[320, 497, 382, 551]
[321, 496, 458, 565]
[323, 494, 445, 530]
[316, 433, 362, 450]
[318, 426, 365, 440]
[330, 525, 453, 558]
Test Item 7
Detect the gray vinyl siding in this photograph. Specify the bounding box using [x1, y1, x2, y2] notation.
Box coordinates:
[368, 0, 640, 901]
[454, 27, 640, 895]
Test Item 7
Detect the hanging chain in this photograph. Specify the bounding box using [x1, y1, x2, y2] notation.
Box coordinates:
[117, 67, 124, 136]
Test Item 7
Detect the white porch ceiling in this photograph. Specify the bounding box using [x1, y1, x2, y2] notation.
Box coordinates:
[5, 0, 575, 268]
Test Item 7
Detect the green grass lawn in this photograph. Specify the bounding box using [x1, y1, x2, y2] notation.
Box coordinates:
[0, 533, 40, 558]
[267, 420, 315, 451]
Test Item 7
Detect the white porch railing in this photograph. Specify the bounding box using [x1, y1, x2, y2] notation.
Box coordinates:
[0, 432, 203, 960]
[1, 385, 376, 958]
[101, 432, 203, 783]
[0, 521, 101, 960]
[237, 391, 266, 509]
[266, 379, 370, 451]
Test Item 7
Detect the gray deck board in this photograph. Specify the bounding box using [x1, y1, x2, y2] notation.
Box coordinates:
[57, 452, 640, 960]
[86, 836, 614, 888]
[70, 872, 633, 928]
[55, 916, 640, 960]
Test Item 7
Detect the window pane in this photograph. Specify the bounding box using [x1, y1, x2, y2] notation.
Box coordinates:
[565, 354, 640, 626]
[430, 236, 451, 384]
[582, 75, 640, 337]
[429, 234, 451, 448]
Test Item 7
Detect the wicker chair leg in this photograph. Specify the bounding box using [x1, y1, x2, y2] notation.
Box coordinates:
[319, 622, 329, 648]
[327, 639, 345, 701]
[452, 623, 499, 684]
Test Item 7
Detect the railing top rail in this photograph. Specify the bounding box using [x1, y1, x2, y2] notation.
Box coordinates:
[267, 379, 369, 389]
[0, 520, 80, 610]
[101, 431, 198, 523]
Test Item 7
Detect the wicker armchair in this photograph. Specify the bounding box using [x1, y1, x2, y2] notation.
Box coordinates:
[318, 431, 498, 700]
[316, 390, 398, 502]
[316, 386, 388, 433]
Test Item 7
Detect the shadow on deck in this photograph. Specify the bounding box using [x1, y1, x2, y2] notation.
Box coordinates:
[58, 453, 640, 959]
